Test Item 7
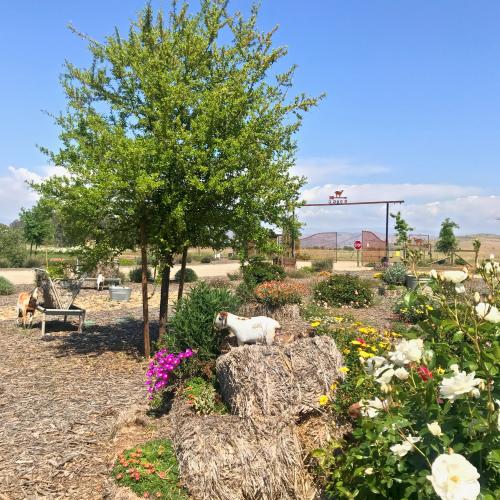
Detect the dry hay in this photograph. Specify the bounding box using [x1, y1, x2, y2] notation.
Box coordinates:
[173, 414, 317, 500]
[239, 302, 302, 322]
[216, 336, 344, 420]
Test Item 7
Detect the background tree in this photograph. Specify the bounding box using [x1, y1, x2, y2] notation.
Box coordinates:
[390, 211, 414, 259]
[436, 217, 460, 263]
[0, 225, 26, 267]
[19, 202, 54, 256]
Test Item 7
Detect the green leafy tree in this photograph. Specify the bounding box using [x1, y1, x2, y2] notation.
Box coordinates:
[19, 202, 54, 256]
[436, 217, 460, 263]
[36, 1, 320, 353]
[390, 211, 414, 258]
[0, 225, 27, 267]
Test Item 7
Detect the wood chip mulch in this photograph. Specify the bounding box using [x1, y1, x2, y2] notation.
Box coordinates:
[0, 298, 156, 499]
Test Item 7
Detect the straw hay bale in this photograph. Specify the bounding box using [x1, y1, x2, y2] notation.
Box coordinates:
[173, 415, 317, 500]
[216, 336, 343, 420]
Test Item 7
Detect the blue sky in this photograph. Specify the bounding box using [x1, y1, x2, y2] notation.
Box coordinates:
[1, 1, 499, 234]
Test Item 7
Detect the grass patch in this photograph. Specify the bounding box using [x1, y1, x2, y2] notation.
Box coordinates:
[112, 440, 187, 499]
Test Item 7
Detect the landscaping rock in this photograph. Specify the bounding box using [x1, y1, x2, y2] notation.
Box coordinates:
[216, 336, 344, 420]
[173, 414, 317, 500]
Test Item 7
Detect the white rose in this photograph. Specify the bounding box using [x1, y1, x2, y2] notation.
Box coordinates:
[394, 367, 409, 380]
[427, 453, 480, 500]
[362, 356, 387, 375]
[364, 467, 374, 475]
[475, 303, 500, 324]
[374, 364, 395, 385]
[449, 364, 460, 374]
[439, 370, 482, 401]
[455, 284, 465, 294]
[390, 435, 421, 458]
[388, 338, 424, 366]
[470, 388, 480, 398]
[427, 421, 443, 437]
[359, 397, 387, 418]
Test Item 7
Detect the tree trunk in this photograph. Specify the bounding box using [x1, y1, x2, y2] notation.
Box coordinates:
[158, 258, 172, 337]
[30, 243, 33, 257]
[140, 222, 150, 358]
[177, 246, 189, 301]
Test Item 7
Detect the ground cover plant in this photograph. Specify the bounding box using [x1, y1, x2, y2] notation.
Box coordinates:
[314, 257, 500, 499]
[112, 440, 187, 499]
[314, 274, 373, 308]
[182, 376, 227, 415]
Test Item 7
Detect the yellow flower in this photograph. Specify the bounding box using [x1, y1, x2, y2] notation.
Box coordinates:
[370, 346, 378, 353]
[339, 366, 350, 373]
[319, 395, 329, 406]
[426, 305, 434, 311]
[378, 342, 388, 348]
[351, 340, 363, 345]
[358, 350, 375, 359]
[343, 348, 351, 355]
[330, 383, 337, 391]
[310, 321, 321, 328]
[436, 367, 445, 375]
[333, 316, 344, 322]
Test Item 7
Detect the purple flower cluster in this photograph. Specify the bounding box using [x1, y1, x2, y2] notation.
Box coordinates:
[145, 348, 194, 399]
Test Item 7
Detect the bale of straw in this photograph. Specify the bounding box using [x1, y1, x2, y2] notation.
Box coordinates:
[216, 336, 343, 420]
[173, 414, 317, 500]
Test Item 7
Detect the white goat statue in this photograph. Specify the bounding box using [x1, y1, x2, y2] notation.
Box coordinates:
[214, 311, 281, 346]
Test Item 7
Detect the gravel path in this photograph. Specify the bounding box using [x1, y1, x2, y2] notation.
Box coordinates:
[0, 303, 151, 499]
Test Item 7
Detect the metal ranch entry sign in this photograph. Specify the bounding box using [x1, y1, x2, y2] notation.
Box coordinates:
[328, 190, 348, 205]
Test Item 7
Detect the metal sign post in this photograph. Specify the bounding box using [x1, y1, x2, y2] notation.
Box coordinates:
[354, 240, 362, 267]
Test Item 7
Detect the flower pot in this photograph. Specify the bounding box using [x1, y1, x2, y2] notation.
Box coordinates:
[405, 275, 418, 290]
[109, 286, 132, 301]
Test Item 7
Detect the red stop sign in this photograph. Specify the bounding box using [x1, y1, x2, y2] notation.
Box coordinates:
[354, 240, 362, 250]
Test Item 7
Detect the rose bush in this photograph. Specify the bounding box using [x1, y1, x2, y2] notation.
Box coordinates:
[315, 257, 500, 499]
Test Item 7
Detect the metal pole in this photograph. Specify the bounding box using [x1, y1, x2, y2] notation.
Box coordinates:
[385, 202, 389, 259]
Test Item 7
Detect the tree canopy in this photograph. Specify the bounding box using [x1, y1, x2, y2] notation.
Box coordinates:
[436, 217, 460, 256]
[36, 0, 321, 356]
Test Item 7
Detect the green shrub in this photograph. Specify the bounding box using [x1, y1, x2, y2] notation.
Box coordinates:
[295, 252, 311, 260]
[313, 274, 373, 308]
[174, 268, 198, 283]
[382, 262, 407, 285]
[0, 226, 26, 267]
[311, 259, 333, 272]
[129, 267, 152, 283]
[200, 255, 212, 264]
[0, 258, 10, 268]
[227, 271, 241, 281]
[182, 377, 227, 415]
[0, 276, 15, 295]
[286, 267, 313, 278]
[23, 257, 44, 268]
[112, 440, 187, 499]
[164, 281, 241, 360]
[118, 257, 136, 266]
[241, 257, 286, 285]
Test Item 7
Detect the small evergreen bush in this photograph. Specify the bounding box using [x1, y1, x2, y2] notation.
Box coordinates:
[313, 274, 373, 308]
[174, 268, 198, 283]
[382, 262, 407, 285]
[129, 267, 152, 283]
[241, 257, 286, 285]
[0, 276, 15, 295]
[200, 255, 212, 263]
[311, 259, 333, 272]
[164, 281, 241, 360]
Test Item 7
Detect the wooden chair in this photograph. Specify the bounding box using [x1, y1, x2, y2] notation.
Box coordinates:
[35, 269, 86, 336]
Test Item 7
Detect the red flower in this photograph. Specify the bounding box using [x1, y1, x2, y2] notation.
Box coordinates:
[418, 365, 433, 381]
[355, 337, 367, 346]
